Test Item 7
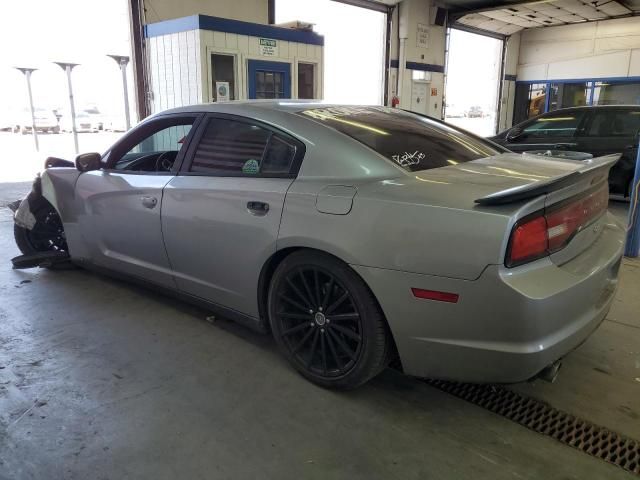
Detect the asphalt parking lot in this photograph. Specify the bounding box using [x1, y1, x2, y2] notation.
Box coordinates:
[0, 180, 638, 479]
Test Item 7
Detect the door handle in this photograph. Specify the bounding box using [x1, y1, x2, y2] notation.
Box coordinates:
[247, 201, 269, 216]
[141, 196, 158, 209]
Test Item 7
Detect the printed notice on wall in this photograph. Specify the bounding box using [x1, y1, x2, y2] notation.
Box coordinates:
[259, 38, 278, 56]
[216, 81, 230, 102]
[417, 23, 429, 49]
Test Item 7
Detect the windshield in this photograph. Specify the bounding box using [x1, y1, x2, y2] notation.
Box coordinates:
[299, 106, 503, 172]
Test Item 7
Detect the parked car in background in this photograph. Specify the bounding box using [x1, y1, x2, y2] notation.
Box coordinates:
[13, 108, 60, 134]
[467, 106, 483, 118]
[445, 104, 466, 118]
[490, 105, 640, 198]
[11, 101, 624, 389]
[59, 112, 98, 133]
[82, 106, 104, 130]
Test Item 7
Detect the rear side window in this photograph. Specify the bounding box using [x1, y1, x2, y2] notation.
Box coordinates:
[189, 118, 297, 176]
[586, 110, 640, 137]
[299, 106, 501, 172]
[522, 111, 585, 138]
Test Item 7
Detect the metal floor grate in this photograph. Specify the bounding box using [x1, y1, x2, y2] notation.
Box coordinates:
[426, 380, 640, 476]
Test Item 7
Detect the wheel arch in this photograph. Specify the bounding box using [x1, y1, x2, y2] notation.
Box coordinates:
[257, 245, 401, 369]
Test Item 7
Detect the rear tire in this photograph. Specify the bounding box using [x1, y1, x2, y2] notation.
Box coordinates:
[268, 250, 391, 389]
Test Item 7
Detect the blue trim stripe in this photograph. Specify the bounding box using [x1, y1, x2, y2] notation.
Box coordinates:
[389, 59, 444, 73]
[505, 74, 517, 81]
[145, 14, 324, 46]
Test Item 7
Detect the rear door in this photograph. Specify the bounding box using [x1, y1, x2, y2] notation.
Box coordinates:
[161, 114, 304, 317]
[504, 109, 587, 153]
[578, 107, 640, 195]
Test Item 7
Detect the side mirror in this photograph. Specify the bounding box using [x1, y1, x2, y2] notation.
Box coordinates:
[506, 127, 524, 142]
[75, 152, 101, 172]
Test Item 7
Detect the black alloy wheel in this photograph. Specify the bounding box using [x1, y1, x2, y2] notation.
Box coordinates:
[269, 251, 391, 389]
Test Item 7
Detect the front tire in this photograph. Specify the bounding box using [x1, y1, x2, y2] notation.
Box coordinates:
[268, 251, 391, 389]
[14, 199, 67, 257]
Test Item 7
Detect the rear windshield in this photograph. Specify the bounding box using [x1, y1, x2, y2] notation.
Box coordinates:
[299, 106, 502, 172]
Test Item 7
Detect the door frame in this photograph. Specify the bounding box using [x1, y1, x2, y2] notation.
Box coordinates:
[247, 59, 292, 99]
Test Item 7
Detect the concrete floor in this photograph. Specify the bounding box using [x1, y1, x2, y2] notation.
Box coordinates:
[0, 182, 638, 480]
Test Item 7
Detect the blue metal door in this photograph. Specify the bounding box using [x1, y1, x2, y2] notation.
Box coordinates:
[248, 60, 291, 99]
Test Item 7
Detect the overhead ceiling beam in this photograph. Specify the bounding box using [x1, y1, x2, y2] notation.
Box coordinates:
[329, 0, 396, 13]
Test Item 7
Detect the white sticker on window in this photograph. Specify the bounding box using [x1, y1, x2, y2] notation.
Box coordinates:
[392, 151, 425, 167]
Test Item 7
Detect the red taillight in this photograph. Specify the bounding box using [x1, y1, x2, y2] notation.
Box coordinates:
[506, 184, 609, 267]
[508, 216, 548, 265]
[411, 288, 459, 303]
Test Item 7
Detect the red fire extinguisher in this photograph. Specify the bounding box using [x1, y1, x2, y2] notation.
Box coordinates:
[391, 96, 400, 108]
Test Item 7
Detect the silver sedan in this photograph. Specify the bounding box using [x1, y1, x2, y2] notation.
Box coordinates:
[12, 102, 625, 389]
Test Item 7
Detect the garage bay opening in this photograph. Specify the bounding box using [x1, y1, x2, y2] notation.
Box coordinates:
[445, 28, 503, 136]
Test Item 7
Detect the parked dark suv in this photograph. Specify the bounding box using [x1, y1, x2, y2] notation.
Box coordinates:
[490, 106, 640, 198]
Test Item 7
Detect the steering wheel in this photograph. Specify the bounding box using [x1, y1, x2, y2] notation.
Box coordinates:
[154, 151, 175, 172]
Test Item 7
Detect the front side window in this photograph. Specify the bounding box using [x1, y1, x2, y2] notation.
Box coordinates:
[522, 111, 585, 139]
[111, 120, 194, 172]
[189, 118, 298, 176]
[587, 110, 640, 137]
[299, 106, 502, 172]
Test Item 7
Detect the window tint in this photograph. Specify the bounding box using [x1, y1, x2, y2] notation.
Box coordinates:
[299, 106, 501, 172]
[587, 110, 640, 137]
[190, 118, 297, 175]
[522, 111, 584, 138]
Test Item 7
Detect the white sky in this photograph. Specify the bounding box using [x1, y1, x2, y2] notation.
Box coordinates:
[446, 29, 502, 112]
[276, 0, 386, 104]
[0, 0, 134, 117]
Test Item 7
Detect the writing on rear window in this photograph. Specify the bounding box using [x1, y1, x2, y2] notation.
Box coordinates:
[392, 151, 425, 167]
[298, 106, 502, 173]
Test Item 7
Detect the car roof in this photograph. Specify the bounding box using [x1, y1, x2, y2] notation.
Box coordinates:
[154, 100, 384, 118]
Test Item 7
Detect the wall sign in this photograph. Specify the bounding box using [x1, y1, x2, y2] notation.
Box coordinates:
[417, 23, 429, 49]
[216, 81, 230, 102]
[259, 38, 278, 56]
[431, 87, 438, 97]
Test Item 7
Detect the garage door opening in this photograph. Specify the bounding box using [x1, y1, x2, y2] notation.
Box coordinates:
[276, 0, 386, 104]
[444, 29, 503, 136]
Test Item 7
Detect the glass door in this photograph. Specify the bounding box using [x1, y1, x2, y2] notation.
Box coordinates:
[247, 60, 291, 99]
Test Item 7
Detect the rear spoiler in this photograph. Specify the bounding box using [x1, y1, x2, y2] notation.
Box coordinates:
[474, 154, 620, 206]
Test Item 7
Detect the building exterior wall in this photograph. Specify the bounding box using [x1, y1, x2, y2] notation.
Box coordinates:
[517, 16, 640, 81]
[199, 29, 324, 103]
[498, 32, 519, 132]
[389, 0, 446, 119]
[148, 30, 203, 114]
[145, 15, 324, 114]
[143, 0, 268, 24]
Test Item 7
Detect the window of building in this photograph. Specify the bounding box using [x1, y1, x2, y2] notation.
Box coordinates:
[189, 118, 297, 176]
[548, 82, 589, 111]
[298, 63, 315, 99]
[211, 54, 235, 102]
[514, 83, 547, 124]
[522, 111, 585, 138]
[592, 81, 640, 105]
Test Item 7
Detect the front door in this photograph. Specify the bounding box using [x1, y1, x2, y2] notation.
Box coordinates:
[162, 114, 303, 318]
[75, 115, 199, 288]
[248, 60, 291, 99]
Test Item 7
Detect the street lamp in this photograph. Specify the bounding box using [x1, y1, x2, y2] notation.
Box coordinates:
[107, 55, 131, 131]
[14, 67, 39, 152]
[54, 62, 80, 154]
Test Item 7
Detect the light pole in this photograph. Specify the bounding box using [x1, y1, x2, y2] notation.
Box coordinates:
[14, 67, 39, 152]
[54, 62, 80, 154]
[107, 55, 131, 130]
